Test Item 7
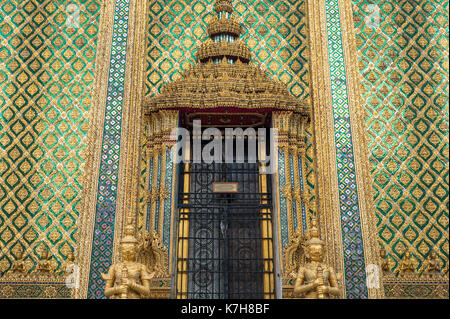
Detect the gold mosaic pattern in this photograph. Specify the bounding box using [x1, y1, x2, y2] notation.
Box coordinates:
[0, 0, 101, 274]
[352, 0, 449, 273]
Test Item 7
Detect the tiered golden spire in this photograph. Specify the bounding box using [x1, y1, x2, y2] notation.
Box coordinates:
[197, 0, 250, 63]
[211, 0, 240, 36]
[145, 0, 310, 116]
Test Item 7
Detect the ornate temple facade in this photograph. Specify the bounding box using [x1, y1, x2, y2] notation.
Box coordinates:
[0, 0, 448, 299]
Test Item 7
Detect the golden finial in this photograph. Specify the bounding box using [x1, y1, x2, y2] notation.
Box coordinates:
[121, 217, 137, 244]
[214, 0, 233, 14]
[145, 0, 310, 120]
[198, 0, 248, 63]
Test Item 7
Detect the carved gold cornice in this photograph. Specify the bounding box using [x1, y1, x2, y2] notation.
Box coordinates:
[382, 274, 449, 299]
[145, 61, 310, 114]
[145, 110, 179, 157]
[273, 112, 310, 153]
[0, 271, 63, 283]
[0, 271, 73, 298]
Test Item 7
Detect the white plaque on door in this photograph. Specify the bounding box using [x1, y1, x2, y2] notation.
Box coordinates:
[212, 182, 238, 193]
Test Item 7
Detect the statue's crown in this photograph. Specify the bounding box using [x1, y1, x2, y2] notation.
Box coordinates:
[306, 237, 325, 246]
[305, 218, 325, 246]
[121, 218, 138, 244]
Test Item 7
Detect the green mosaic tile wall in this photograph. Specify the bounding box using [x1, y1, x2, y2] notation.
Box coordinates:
[0, 0, 101, 274]
[352, 0, 449, 273]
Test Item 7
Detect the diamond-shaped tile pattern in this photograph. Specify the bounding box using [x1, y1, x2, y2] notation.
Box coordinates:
[353, 0, 449, 274]
[324, 0, 372, 299]
[0, 0, 100, 277]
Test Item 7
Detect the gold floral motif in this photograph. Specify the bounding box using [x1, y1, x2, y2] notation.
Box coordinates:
[137, 230, 169, 278]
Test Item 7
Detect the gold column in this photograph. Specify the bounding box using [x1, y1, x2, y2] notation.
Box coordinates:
[289, 113, 310, 231]
[292, 152, 302, 226]
[338, 0, 382, 298]
[282, 159, 294, 238]
[115, 0, 148, 235]
[307, 0, 341, 277]
[148, 112, 162, 232]
[298, 147, 311, 220]
[176, 150, 190, 299]
[306, 0, 382, 298]
[157, 148, 167, 233]
[260, 170, 275, 299]
[160, 109, 180, 273]
[143, 110, 179, 261]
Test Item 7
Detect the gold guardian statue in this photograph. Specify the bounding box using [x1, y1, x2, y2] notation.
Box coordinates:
[293, 221, 341, 299]
[101, 222, 155, 299]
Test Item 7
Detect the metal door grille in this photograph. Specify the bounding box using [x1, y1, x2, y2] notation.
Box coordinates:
[176, 160, 274, 299]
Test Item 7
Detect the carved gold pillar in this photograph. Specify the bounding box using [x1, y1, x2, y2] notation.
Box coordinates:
[132, 109, 179, 299]
[288, 113, 312, 233]
[146, 112, 163, 232]
[142, 110, 179, 267]
[77, 0, 149, 298]
[274, 110, 312, 298]
[160, 110, 179, 273]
